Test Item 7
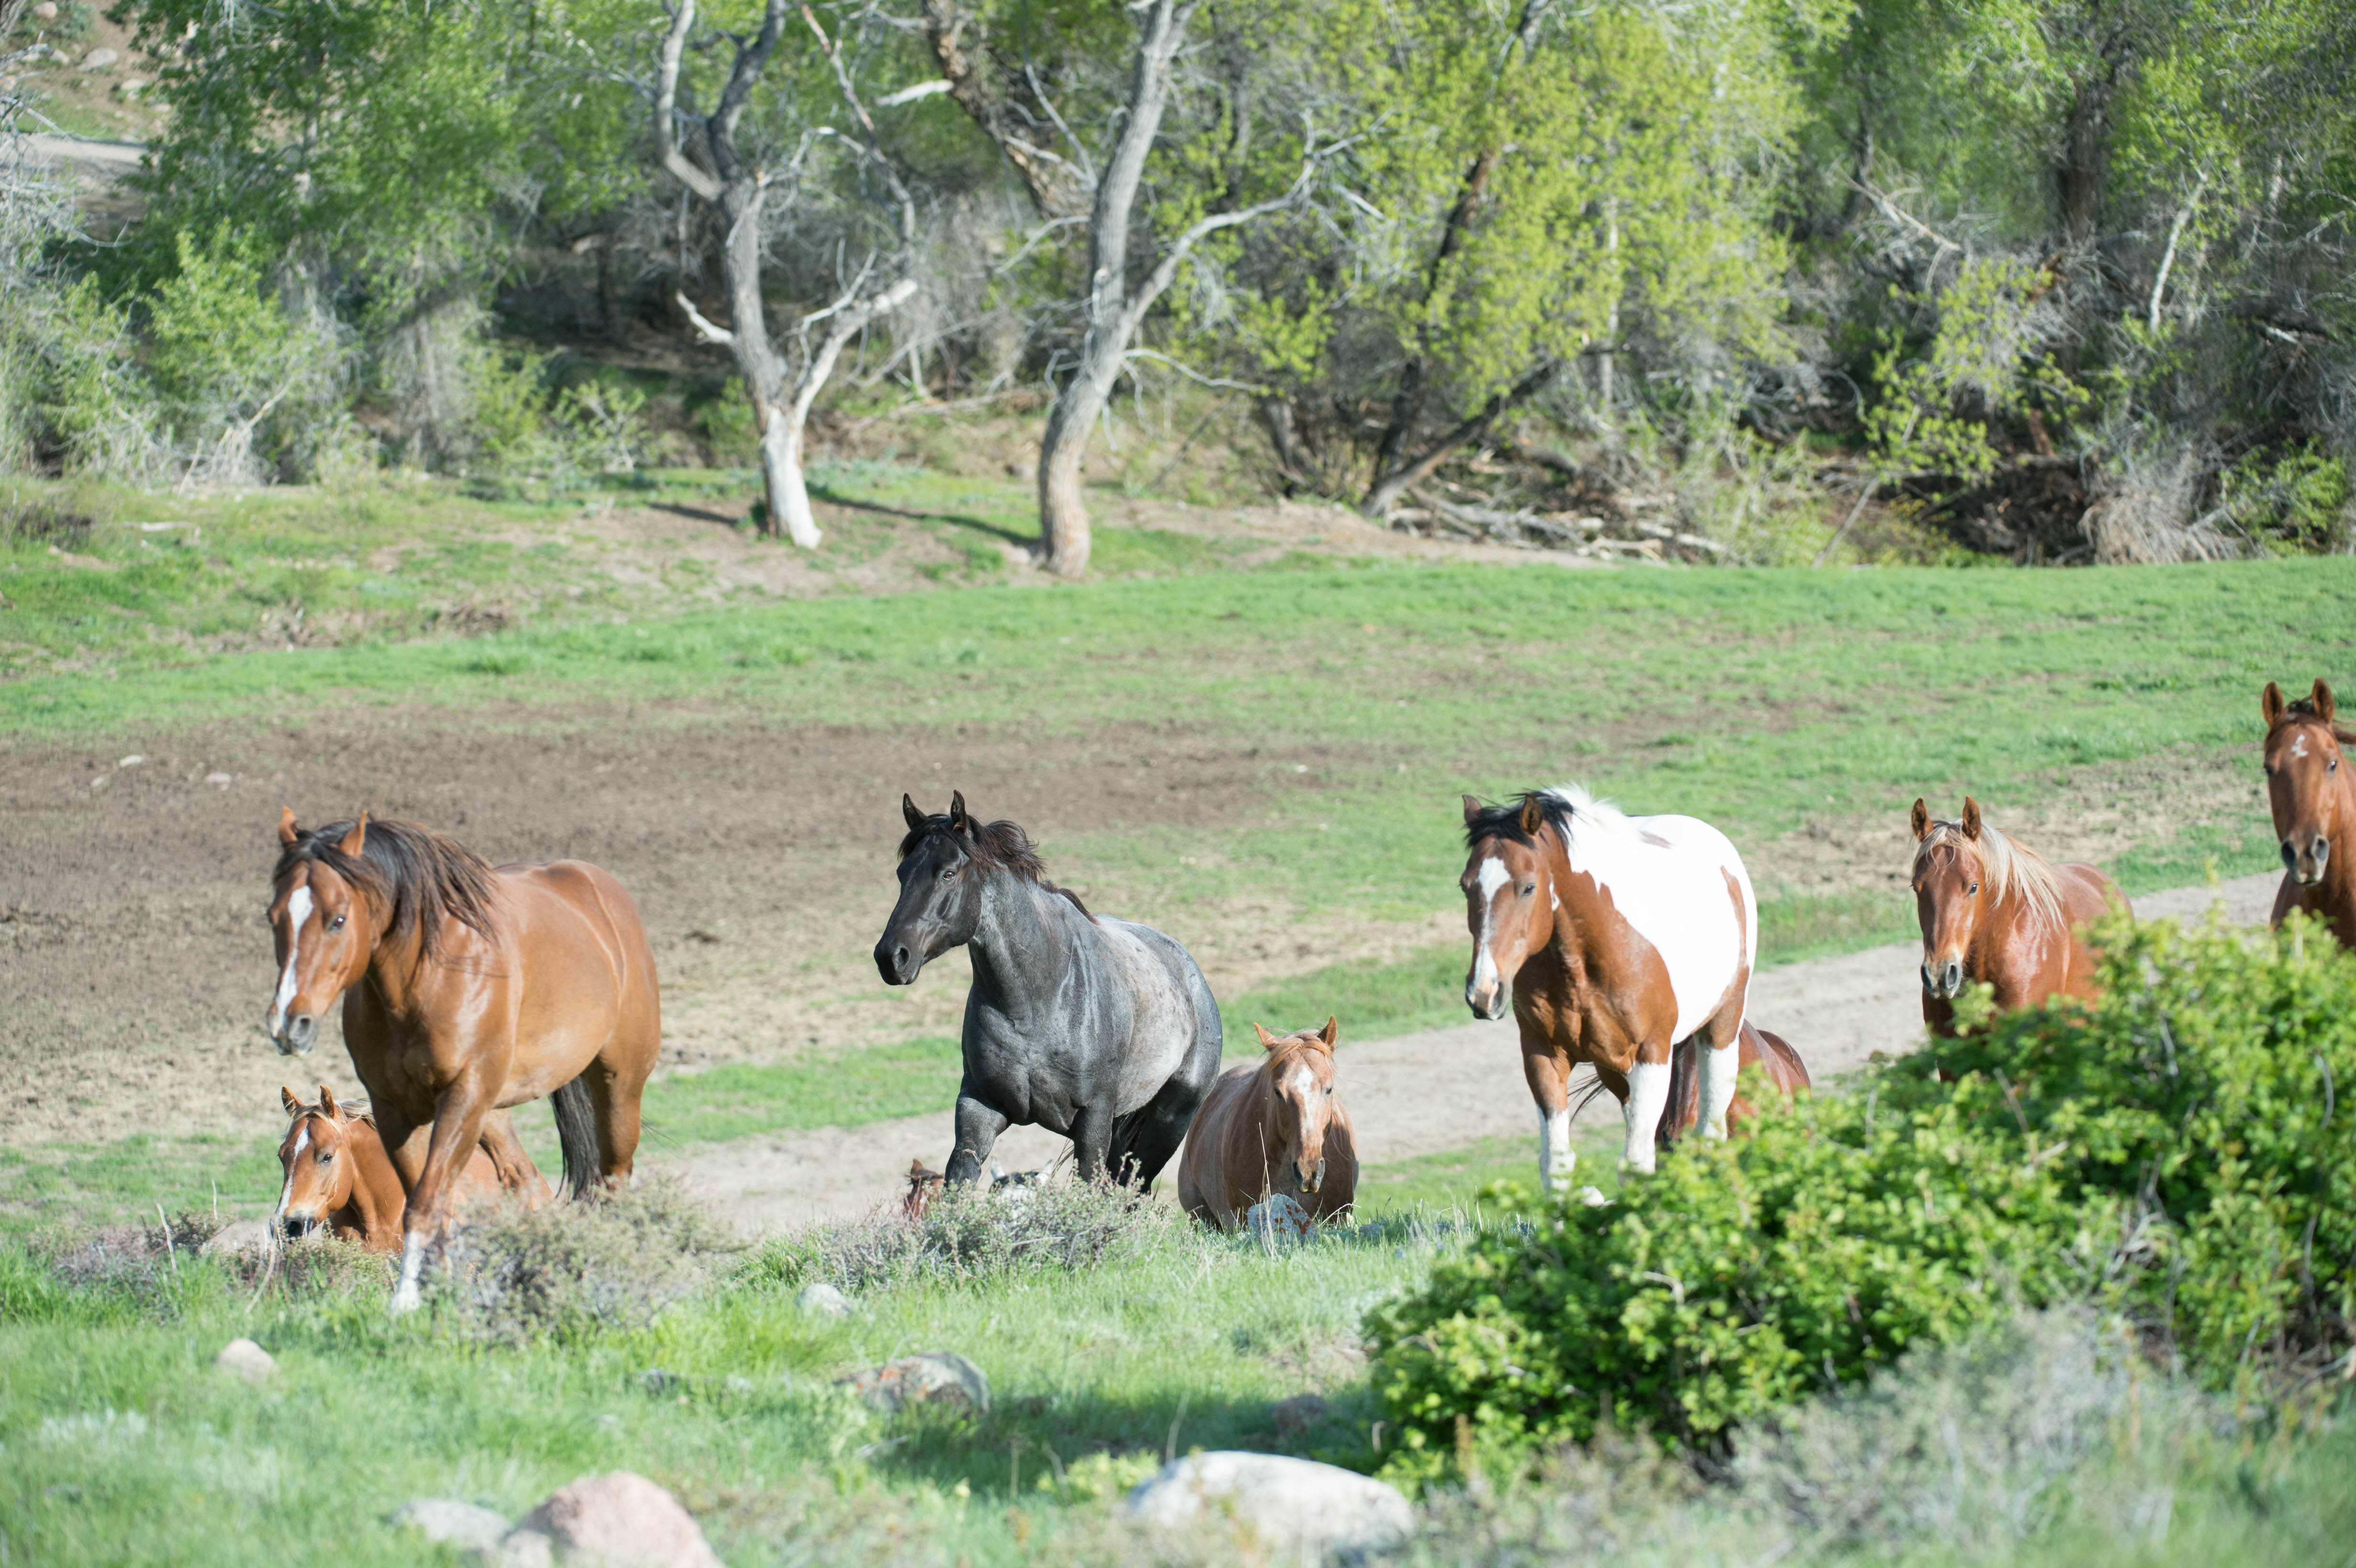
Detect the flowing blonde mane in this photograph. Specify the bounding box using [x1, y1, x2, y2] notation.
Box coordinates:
[1912, 816, 2065, 933]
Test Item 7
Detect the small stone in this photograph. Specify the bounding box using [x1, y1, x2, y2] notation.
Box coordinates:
[795, 1282, 850, 1319]
[78, 46, 117, 71]
[1245, 1192, 1312, 1243]
[117, 754, 142, 768]
[508, 1471, 721, 1568]
[390, 1498, 512, 1551]
[213, 1338, 275, 1383]
[1126, 1451, 1413, 1558]
[840, 1352, 989, 1416]
[31, 3, 57, 19]
[204, 771, 233, 786]
[198, 1219, 274, 1260]
[117, 77, 145, 97]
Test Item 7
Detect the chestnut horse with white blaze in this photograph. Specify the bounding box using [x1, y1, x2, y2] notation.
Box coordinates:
[2261, 679, 2356, 950]
[1178, 1017, 1359, 1229]
[1909, 796, 2126, 1037]
[276, 1085, 535, 1251]
[1461, 786, 1757, 1185]
[265, 812, 661, 1312]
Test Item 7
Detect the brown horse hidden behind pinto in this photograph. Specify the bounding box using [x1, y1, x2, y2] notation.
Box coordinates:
[1177, 1018, 1359, 1230]
[2262, 679, 2356, 951]
[1909, 795, 2127, 1037]
[265, 811, 662, 1312]
[276, 1085, 538, 1252]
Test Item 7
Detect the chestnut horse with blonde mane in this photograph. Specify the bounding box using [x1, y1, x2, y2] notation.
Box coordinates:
[1909, 796, 2126, 1037]
[2262, 679, 2356, 950]
[1177, 1017, 1358, 1229]
[276, 1085, 538, 1251]
[265, 812, 661, 1311]
[1461, 785, 1770, 1190]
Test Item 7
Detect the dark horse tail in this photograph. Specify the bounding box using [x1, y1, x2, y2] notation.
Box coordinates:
[551, 1076, 601, 1198]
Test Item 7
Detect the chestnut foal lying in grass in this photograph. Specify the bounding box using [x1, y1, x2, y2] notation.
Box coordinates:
[1178, 1018, 1358, 1230]
[275, 1086, 540, 1252]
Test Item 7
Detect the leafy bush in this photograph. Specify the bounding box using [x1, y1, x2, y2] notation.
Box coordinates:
[427, 1178, 730, 1345]
[1366, 914, 2356, 1484]
[746, 1177, 1172, 1294]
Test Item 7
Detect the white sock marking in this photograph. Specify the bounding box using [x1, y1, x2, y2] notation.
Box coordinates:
[270, 886, 312, 1032]
[1700, 1040, 1740, 1139]
[1623, 1061, 1670, 1174]
[1537, 1105, 1574, 1192]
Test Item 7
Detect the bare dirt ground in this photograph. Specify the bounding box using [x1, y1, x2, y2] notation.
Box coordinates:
[668, 871, 2284, 1230]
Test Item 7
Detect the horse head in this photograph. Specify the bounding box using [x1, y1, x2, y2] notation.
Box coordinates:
[2263, 679, 2349, 887]
[1460, 794, 1559, 1021]
[1255, 1018, 1341, 1195]
[874, 793, 990, 985]
[1910, 795, 1989, 999]
[276, 1084, 357, 1236]
[266, 810, 381, 1056]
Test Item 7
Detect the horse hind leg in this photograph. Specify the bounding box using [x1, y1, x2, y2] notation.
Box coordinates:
[1697, 1024, 1742, 1141]
[1107, 1080, 1203, 1195]
[1622, 1051, 1673, 1175]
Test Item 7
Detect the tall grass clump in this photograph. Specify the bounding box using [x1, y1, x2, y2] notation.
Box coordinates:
[1367, 912, 2356, 1484]
[746, 1178, 1174, 1294]
[427, 1177, 731, 1345]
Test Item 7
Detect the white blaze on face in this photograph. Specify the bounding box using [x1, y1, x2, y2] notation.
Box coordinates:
[1471, 856, 1512, 995]
[277, 1122, 309, 1218]
[270, 886, 313, 1033]
[1623, 1061, 1671, 1174]
[2292, 733, 2310, 759]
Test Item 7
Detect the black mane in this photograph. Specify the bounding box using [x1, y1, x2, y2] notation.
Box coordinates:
[1463, 791, 1580, 849]
[897, 812, 1092, 918]
[273, 817, 497, 963]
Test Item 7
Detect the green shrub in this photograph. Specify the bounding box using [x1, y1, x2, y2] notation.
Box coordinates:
[428, 1178, 730, 1345]
[1366, 913, 2356, 1485]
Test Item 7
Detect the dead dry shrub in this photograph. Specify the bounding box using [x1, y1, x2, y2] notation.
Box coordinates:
[427, 1176, 731, 1345]
[749, 1178, 1172, 1295]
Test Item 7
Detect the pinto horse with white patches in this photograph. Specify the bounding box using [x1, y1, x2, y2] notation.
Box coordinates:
[2261, 679, 2356, 951]
[265, 811, 661, 1312]
[1909, 796, 2125, 1037]
[1461, 786, 1759, 1186]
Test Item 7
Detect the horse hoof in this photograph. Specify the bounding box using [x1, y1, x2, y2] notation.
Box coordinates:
[1576, 1186, 1610, 1208]
[388, 1285, 422, 1316]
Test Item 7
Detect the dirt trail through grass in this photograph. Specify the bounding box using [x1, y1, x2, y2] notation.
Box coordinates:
[662, 871, 2283, 1229]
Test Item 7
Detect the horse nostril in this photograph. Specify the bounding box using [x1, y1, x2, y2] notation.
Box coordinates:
[2284, 839, 2299, 870]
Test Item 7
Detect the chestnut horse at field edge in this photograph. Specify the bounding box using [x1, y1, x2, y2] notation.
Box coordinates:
[276, 1085, 536, 1252]
[2262, 679, 2356, 951]
[1461, 785, 1782, 1190]
[265, 811, 662, 1312]
[1909, 795, 2127, 1037]
[1178, 1017, 1359, 1230]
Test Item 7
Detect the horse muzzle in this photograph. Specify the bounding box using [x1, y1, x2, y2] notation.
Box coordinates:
[1294, 1157, 1326, 1194]
[2283, 833, 2330, 886]
[273, 1013, 318, 1056]
[1920, 958, 1964, 1001]
[873, 935, 926, 987]
[1465, 981, 1509, 1021]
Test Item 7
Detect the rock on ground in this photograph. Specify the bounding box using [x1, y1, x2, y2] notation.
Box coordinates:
[795, 1282, 850, 1318]
[493, 1471, 721, 1568]
[198, 1219, 275, 1259]
[390, 1498, 512, 1551]
[212, 1338, 275, 1383]
[1127, 1451, 1413, 1558]
[840, 1352, 989, 1416]
[1246, 1193, 1312, 1242]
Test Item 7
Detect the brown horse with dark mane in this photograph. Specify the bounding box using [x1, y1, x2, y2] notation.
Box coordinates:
[1909, 796, 2126, 1036]
[265, 811, 662, 1312]
[276, 1085, 538, 1252]
[1177, 1018, 1359, 1230]
[2262, 679, 2356, 950]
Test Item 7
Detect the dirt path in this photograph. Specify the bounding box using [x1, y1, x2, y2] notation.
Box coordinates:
[663, 872, 2284, 1230]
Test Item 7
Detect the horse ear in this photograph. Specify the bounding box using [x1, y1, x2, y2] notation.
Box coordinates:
[1518, 795, 1544, 837]
[949, 791, 970, 832]
[1961, 796, 1982, 839]
[319, 1085, 341, 1119]
[278, 807, 300, 847]
[1253, 1022, 1280, 1050]
[1319, 1015, 1340, 1050]
[2314, 679, 2336, 725]
[338, 812, 369, 858]
[280, 1086, 302, 1116]
[902, 793, 926, 831]
[1910, 798, 1931, 841]
[2263, 681, 2285, 726]
[1461, 794, 1482, 828]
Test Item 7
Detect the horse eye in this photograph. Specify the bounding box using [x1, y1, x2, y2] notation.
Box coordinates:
[316, 1150, 333, 1163]
[1518, 883, 1535, 897]
[328, 914, 346, 931]
[1967, 882, 1980, 895]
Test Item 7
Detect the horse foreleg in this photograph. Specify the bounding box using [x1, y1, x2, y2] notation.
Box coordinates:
[1521, 1049, 1575, 1195]
[391, 1088, 489, 1315]
[1622, 1048, 1673, 1175]
[945, 1092, 1009, 1186]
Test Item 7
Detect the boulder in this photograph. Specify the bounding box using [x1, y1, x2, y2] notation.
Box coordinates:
[1126, 1451, 1412, 1558]
[1245, 1193, 1312, 1243]
[795, 1282, 850, 1319]
[31, 4, 58, 20]
[390, 1497, 512, 1551]
[498, 1471, 721, 1568]
[77, 46, 117, 70]
[840, 1352, 989, 1416]
[199, 1219, 275, 1260]
[213, 1338, 275, 1384]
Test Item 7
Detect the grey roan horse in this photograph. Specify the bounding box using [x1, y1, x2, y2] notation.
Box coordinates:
[873, 793, 1222, 1190]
